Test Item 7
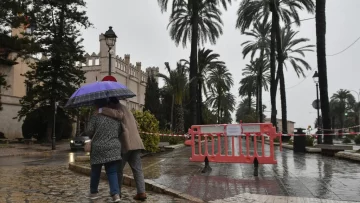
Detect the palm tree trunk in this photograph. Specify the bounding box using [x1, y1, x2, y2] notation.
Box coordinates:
[316, 0, 332, 144]
[197, 80, 203, 124]
[189, 1, 199, 126]
[171, 94, 174, 131]
[273, 12, 288, 141]
[270, 5, 277, 130]
[174, 104, 184, 134]
[248, 92, 252, 114]
[217, 95, 221, 124]
[255, 86, 259, 121]
[258, 50, 265, 123]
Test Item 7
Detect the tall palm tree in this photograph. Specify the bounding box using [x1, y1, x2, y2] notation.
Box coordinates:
[158, 0, 231, 126]
[207, 65, 233, 123]
[315, 0, 331, 144]
[158, 62, 188, 133]
[240, 59, 270, 115]
[235, 97, 256, 123]
[330, 89, 356, 130]
[277, 27, 314, 137]
[241, 20, 271, 122]
[182, 48, 225, 124]
[236, 0, 315, 129]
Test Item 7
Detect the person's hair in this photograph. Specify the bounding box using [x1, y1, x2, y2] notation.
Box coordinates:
[109, 97, 120, 104]
[94, 98, 108, 108]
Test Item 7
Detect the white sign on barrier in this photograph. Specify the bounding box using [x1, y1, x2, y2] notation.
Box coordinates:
[242, 125, 261, 133]
[226, 124, 242, 136]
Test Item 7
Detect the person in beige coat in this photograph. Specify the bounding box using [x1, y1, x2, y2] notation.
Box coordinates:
[99, 97, 147, 201]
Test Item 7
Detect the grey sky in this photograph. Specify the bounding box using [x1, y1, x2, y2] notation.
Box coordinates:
[81, 0, 360, 130]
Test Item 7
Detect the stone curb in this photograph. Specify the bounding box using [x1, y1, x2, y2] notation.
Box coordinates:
[335, 151, 360, 162]
[0, 149, 68, 158]
[68, 162, 204, 203]
[271, 143, 321, 153]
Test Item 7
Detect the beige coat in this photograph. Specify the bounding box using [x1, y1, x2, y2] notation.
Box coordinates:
[101, 104, 145, 152]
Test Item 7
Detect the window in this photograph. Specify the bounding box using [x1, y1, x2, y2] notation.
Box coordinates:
[88, 60, 93, 66]
[95, 59, 100, 65]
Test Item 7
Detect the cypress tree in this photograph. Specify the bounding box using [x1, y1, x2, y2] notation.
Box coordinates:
[144, 75, 160, 120]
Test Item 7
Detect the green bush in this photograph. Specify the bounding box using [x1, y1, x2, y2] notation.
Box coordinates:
[158, 129, 184, 145]
[342, 136, 352, 144]
[274, 137, 280, 143]
[22, 106, 73, 142]
[306, 135, 314, 147]
[288, 139, 293, 145]
[133, 110, 160, 153]
[354, 135, 360, 145]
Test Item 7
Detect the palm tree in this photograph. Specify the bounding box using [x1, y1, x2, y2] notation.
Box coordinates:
[241, 20, 271, 122]
[330, 89, 356, 130]
[158, 62, 188, 133]
[235, 97, 256, 123]
[236, 0, 315, 129]
[315, 0, 332, 144]
[157, 0, 232, 126]
[240, 60, 270, 115]
[182, 48, 224, 124]
[207, 65, 233, 123]
[277, 27, 314, 137]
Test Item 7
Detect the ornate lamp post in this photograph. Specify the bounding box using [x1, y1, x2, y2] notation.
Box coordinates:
[313, 71, 321, 144]
[104, 26, 117, 76]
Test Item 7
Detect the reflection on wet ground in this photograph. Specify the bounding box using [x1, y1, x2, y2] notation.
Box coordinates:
[123, 139, 360, 202]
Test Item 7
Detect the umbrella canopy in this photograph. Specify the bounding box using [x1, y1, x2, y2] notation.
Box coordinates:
[65, 81, 135, 108]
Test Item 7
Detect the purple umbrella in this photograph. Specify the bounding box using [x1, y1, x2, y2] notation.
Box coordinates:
[65, 81, 136, 108]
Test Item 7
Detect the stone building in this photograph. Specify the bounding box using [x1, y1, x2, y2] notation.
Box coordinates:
[81, 33, 159, 110]
[0, 29, 158, 139]
[264, 118, 296, 135]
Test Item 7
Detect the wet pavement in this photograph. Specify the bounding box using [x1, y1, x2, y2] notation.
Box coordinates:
[0, 151, 184, 203]
[118, 139, 360, 202]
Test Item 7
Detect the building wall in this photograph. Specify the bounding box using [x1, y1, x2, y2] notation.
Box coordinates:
[0, 31, 158, 139]
[80, 33, 158, 111]
[264, 118, 295, 134]
[0, 95, 23, 139]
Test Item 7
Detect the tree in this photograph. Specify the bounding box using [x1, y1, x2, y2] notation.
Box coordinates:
[157, 0, 231, 126]
[144, 75, 161, 120]
[235, 97, 256, 123]
[182, 48, 224, 124]
[17, 0, 91, 142]
[277, 27, 314, 138]
[241, 20, 271, 122]
[240, 59, 270, 119]
[0, 0, 33, 111]
[316, 0, 332, 144]
[207, 65, 233, 123]
[158, 62, 188, 133]
[236, 0, 315, 129]
[330, 89, 355, 130]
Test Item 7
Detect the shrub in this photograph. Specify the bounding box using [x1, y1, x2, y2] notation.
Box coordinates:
[342, 136, 352, 144]
[158, 129, 184, 145]
[274, 137, 280, 143]
[132, 110, 160, 153]
[354, 135, 360, 145]
[306, 135, 314, 147]
[288, 139, 293, 145]
[22, 106, 73, 142]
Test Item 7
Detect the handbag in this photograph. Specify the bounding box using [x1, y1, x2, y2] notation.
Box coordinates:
[84, 117, 105, 153]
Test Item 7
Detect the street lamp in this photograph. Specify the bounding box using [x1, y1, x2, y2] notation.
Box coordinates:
[104, 26, 117, 76]
[312, 71, 321, 144]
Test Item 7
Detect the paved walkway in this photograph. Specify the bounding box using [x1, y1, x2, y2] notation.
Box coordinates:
[116, 142, 360, 202]
[0, 158, 183, 202]
[0, 141, 70, 157]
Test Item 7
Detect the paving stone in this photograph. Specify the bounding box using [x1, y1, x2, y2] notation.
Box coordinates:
[0, 165, 184, 203]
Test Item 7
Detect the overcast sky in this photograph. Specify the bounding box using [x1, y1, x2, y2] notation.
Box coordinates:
[81, 0, 360, 129]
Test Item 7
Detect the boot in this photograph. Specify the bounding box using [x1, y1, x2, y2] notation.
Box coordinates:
[133, 193, 147, 201]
